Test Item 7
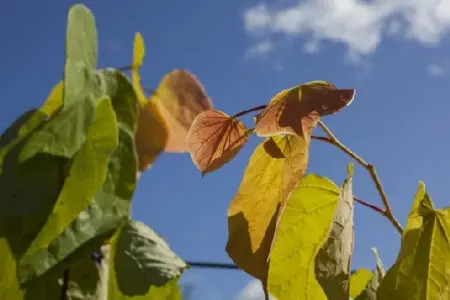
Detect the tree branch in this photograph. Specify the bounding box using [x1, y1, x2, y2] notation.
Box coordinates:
[316, 121, 403, 234]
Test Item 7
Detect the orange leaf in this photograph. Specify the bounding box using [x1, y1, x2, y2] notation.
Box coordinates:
[135, 97, 169, 172]
[254, 81, 355, 138]
[155, 70, 213, 153]
[187, 109, 249, 176]
[226, 134, 310, 281]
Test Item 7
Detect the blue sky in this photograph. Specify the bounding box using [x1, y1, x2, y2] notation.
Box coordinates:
[2, 0, 450, 299]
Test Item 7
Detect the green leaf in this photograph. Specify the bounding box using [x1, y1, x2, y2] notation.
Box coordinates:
[107, 220, 186, 299]
[0, 109, 49, 177]
[20, 4, 98, 161]
[267, 174, 341, 300]
[18, 97, 118, 284]
[377, 181, 450, 299]
[314, 164, 354, 300]
[66, 255, 104, 300]
[354, 248, 385, 300]
[350, 269, 373, 298]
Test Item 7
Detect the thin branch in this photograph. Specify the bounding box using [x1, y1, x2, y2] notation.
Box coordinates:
[186, 261, 239, 269]
[316, 121, 404, 234]
[354, 197, 385, 215]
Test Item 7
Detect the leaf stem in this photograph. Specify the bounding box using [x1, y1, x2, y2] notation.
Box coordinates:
[315, 121, 404, 234]
[233, 105, 267, 118]
[60, 269, 69, 300]
[186, 261, 239, 269]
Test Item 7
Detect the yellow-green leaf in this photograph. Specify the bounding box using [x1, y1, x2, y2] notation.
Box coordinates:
[349, 269, 373, 298]
[314, 164, 355, 300]
[377, 181, 450, 300]
[226, 135, 310, 281]
[18, 97, 118, 283]
[267, 174, 341, 300]
[39, 81, 64, 117]
[132, 32, 146, 107]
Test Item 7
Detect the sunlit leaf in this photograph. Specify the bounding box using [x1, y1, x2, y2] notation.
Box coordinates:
[267, 174, 342, 300]
[19, 4, 98, 162]
[130, 33, 169, 171]
[18, 97, 118, 283]
[377, 181, 450, 300]
[314, 163, 354, 300]
[187, 109, 249, 175]
[131, 32, 146, 107]
[254, 81, 355, 138]
[354, 248, 385, 300]
[349, 269, 373, 298]
[39, 81, 64, 117]
[155, 69, 213, 153]
[226, 134, 309, 281]
[107, 220, 186, 299]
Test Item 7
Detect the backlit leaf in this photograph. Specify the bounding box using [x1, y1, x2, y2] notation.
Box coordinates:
[20, 4, 98, 161]
[354, 248, 385, 300]
[267, 174, 342, 300]
[349, 269, 373, 298]
[377, 181, 450, 300]
[107, 220, 186, 299]
[155, 69, 213, 152]
[315, 164, 355, 300]
[226, 134, 309, 281]
[131, 33, 169, 171]
[254, 81, 354, 138]
[187, 109, 249, 175]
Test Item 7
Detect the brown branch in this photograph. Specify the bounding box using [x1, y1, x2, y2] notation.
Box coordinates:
[316, 121, 404, 234]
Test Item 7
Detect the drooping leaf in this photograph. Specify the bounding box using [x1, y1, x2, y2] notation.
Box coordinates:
[226, 134, 309, 281]
[314, 163, 355, 300]
[254, 81, 355, 138]
[349, 269, 374, 298]
[107, 220, 186, 299]
[20, 4, 98, 161]
[130, 33, 169, 171]
[267, 174, 342, 300]
[187, 109, 249, 175]
[377, 181, 450, 300]
[155, 69, 213, 153]
[354, 248, 385, 300]
[18, 97, 118, 283]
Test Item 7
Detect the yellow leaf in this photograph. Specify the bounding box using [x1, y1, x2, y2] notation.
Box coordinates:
[377, 182, 450, 300]
[226, 134, 309, 281]
[349, 269, 374, 298]
[130, 32, 169, 171]
[132, 32, 147, 108]
[267, 174, 341, 300]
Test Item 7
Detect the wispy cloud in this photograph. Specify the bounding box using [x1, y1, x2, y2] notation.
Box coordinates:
[235, 280, 276, 300]
[243, 0, 450, 59]
[427, 64, 445, 76]
[244, 40, 274, 59]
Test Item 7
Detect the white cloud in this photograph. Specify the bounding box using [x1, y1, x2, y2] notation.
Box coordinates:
[427, 64, 445, 75]
[236, 280, 276, 300]
[243, 0, 450, 58]
[244, 40, 275, 58]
